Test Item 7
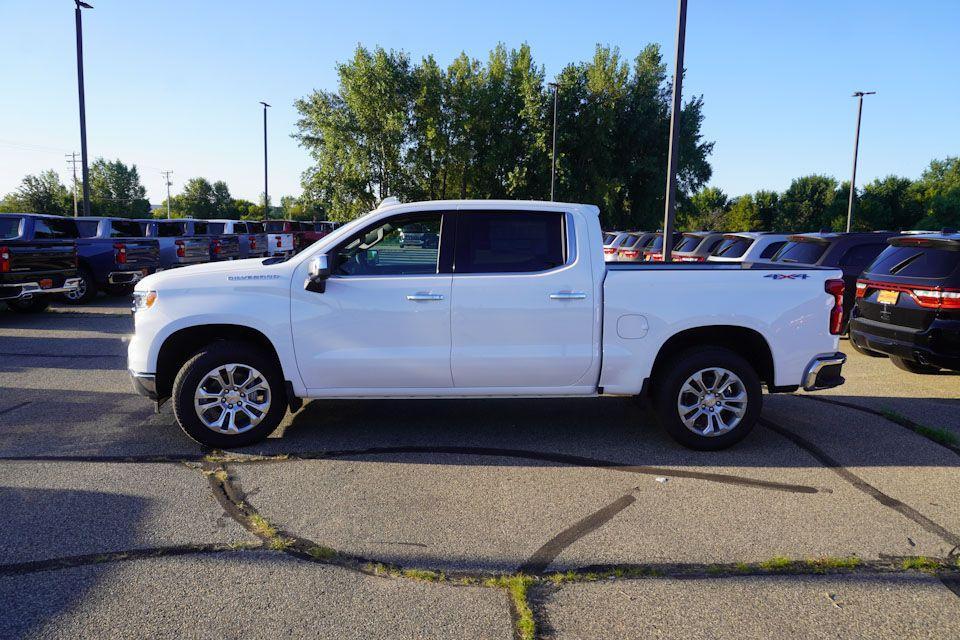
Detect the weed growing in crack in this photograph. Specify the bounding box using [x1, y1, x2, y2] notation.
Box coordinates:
[484, 575, 536, 640]
[806, 556, 862, 573]
[901, 557, 942, 573]
[307, 545, 336, 560]
[879, 410, 958, 447]
[247, 514, 278, 539]
[267, 536, 295, 551]
[758, 556, 793, 571]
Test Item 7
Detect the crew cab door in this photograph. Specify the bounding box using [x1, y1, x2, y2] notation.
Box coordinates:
[449, 209, 596, 390]
[290, 210, 453, 391]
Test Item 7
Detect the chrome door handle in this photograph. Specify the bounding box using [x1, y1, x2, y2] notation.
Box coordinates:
[406, 293, 445, 301]
[549, 291, 587, 300]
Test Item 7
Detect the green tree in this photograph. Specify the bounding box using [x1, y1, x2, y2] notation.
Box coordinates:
[0, 170, 71, 215]
[680, 186, 729, 229]
[88, 158, 150, 217]
[778, 175, 839, 231]
[855, 176, 921, 231]
[726, 190, 780, 231]
[911, 157, 960, 229]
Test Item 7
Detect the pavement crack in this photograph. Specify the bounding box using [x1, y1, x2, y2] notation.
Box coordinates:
[760, 417, 960, 549]
[0, 401, 31, 416]
[520, 490, 639, 574]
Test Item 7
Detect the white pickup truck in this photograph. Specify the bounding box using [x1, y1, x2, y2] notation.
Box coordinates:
[128, 199, 846, 450]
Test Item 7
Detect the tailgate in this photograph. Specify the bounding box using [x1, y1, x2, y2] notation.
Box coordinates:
[119, 239, 160, 268]
[5, 242, 76, 274]
[217, 235, 241, 258]
[180, 238, 209, 263]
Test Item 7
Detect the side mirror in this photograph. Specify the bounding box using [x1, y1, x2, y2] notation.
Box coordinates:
[304, 254, 330, 293]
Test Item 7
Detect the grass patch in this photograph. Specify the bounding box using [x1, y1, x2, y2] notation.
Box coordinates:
[758, 556, 794, 571]
[901, 557, 942, 573]
[879, 410, 959, 447]
[485, 575, 536, 640]
[806, 556, 862, 573]
[733, 562, 751, 573]
[401, 569, 446, 583]
[247, 514, 278, 539]
[267, 536, 295, 551]
[307, 545, 336, 560]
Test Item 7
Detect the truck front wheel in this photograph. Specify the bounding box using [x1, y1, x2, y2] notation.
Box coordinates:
[653, 347, 762, 451]
[172, 341, 287, 448]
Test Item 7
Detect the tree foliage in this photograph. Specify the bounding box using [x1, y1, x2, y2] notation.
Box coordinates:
[88, 158, 150, 217]
[0, 170, 72, 215]
[295, 43, 714, 227]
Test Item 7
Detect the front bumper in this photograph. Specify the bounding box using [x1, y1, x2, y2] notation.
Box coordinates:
[129, 370, 158, 400]
[802, 352, 847, 391]
[0, 277, 81, 300]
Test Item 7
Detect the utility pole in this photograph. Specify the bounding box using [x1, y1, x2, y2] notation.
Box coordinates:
[161, 170, 173, 218]
[846, 91, 876, 232]
[548, 82, 559, 201]
[66, 152, 80, 217]
[661, 0, 687, 263]
[74, 1, 94, 217]
[259, 101, 270, 219]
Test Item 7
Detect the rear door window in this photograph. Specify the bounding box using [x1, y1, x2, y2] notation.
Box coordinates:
[454, 212, 565, 274]
[773, 241, 827, 264]
[33, 217, 78, 239]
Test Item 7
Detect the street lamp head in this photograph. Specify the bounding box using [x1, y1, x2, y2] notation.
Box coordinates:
[259, 101, 271, 108]
[76, 1, 94, 9]
[852, 91, 876, 97]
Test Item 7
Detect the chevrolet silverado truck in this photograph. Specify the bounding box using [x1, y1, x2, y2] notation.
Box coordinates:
[65, 217, 161, 303]
[129, 200, 847, 450]
[0, 213, 80, 312]
[139, 219, 211, 270]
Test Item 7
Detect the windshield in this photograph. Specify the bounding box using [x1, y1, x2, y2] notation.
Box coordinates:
[265, 221, 286, 233]
[247, 222, 263, 233]
[207, 223, 226, 234]
[110, 220, 144, 237]
[867, 245, 960, 279]
[156, 221, 186, 237]
[675, 235, 704, 252]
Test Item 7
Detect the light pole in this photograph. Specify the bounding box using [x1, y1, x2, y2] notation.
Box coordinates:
[661, 0, 687, 263]
[548, 82, 559, 201]
[846, 91, 876, 232]
[74, 1, 94, 217]
[260, 101, 271, 219]
[161, 170, 173, 219]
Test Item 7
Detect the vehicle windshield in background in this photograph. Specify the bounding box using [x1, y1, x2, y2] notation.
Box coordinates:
[773, 240, 826, 264]
[0, 218, 22, 240]
[621, 234, 644, 248]
[110, 220, 145, 237]
[602, 232, 617, 244]
[265, 221, 286, 233]
[247, 222, 264, 233]
[156, 222, 186, 237]
[206, 223, 226, 234]
[867, 245, 960, 279]
[712, 237, 753, 258]
[674, 236, 704, 252]
[193, 222, 209, 234]
[76, 220, 99, 237]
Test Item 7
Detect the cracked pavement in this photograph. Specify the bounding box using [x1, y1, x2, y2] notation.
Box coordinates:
[0, 297, 958, 639]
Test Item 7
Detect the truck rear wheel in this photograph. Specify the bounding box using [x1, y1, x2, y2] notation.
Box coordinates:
[172, 341, 287, 448]
[653, 347, 762, 451]
[62, 267, 97, 304]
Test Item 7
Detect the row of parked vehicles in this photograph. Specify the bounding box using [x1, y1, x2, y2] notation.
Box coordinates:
[0, 213, 339, 311]
[604, 228, 960, 375]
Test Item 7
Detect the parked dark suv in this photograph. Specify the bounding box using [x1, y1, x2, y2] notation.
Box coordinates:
[849, 231, 960, 373]
[770, 231, 897, 329]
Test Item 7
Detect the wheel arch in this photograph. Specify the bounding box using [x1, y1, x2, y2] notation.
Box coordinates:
[648, 325, 776, 393]
[155, 324, 283, 401]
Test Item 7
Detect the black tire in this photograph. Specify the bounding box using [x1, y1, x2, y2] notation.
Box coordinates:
[104, 283, 135, 297]
[62, 267, 97, 304]
[653, 347, 762, 451]
[890, 355, 941, 375]
[6, 296, 50, 313]
[172, 341, 287, 448]
[848, 335, 886, 358]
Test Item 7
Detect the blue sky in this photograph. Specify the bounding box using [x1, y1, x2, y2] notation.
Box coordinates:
[2, 0, 958, 204]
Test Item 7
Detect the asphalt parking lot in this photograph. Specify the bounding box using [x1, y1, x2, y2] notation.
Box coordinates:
[1, 298, 958, 639]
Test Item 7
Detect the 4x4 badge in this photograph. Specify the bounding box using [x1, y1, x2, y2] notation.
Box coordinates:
[764, 273, 809, 280]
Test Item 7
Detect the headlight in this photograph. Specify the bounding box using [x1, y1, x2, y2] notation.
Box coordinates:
[132, 290, 157, 312]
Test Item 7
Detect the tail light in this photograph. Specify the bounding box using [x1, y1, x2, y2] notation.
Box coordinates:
[249, 235, 257, 250]
[648, 253, 664, 262]
[0, 246, 9, 273]
[212, 239, 222, 256]
[114, 242, 127, 264]
[620, 249, 640, 259]
[856, 280, 960, 310]
[175, 239, 186, 258]
[276, 236, 282, 248]
[678, 256, 706, 262]
[603, 247, 616, 255]
[825, 279, 845, 335]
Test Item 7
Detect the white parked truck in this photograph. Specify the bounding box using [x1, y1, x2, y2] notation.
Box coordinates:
[128, 200, 847, 449]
